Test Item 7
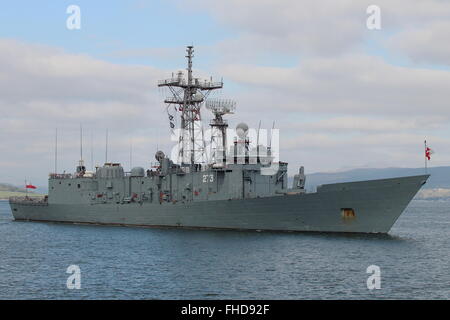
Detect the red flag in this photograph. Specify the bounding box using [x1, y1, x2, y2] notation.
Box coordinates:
[425, 147, 433, 160]
[25, 184, 37, 189]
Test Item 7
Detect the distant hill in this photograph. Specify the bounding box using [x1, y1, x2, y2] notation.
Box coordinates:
[0, 183, 25, 193]
[0, 191, 43, 200]
[0, 183, 42, 200]
[304, 166, 450, 191]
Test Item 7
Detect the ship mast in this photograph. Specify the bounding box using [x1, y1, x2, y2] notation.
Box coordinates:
[158, 46, 223, 170]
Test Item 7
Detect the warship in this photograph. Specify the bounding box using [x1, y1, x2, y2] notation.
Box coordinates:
[9, 46, 429, 233]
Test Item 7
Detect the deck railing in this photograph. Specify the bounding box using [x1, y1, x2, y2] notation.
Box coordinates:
[9, 196, 48, 206]
[49, 173, 73, 179]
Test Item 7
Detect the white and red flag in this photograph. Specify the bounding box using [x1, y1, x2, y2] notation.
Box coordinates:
[424, 141, 434, 160]
[25, 183, 36, 189]
[425, 147, 434, 160]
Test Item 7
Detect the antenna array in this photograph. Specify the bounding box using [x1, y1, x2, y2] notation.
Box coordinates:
[158, 46, 223, 168]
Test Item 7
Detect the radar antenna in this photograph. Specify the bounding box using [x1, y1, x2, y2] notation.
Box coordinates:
[206, 99, 236, 166]
[76, 124, 86, 176]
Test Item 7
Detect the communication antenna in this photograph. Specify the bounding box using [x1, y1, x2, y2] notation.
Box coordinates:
[130, 138, 133, 170]
[54, 128, 58, 174]
[80, 124, 83, 162]
[76, 124, 86, 175]
[90, 130, 94, 171]
[257, 120, 262, 148]
[269, 121, 275, 151]
[156, 126, 160, 153]
[105, 129, 109, 164]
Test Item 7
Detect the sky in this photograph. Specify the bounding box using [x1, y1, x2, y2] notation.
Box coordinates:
[1, 0, 450, 186]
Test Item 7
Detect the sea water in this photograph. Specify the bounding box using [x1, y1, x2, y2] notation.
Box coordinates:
[0, 200, 448, 299]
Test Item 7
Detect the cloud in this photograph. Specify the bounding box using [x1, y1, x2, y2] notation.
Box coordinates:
[2, 0, 450, 183]
[218, 54, 450, 117]
[0, 39, 172, 185]
[0, 39, 162, 106]
[279, 131, 450, 173]
[184, 0, 450, 61]
[387, 21, 450, 66]
[298, 116, 445, 133]
[110, 46, 184, 62]
[186, 0, 365, 57]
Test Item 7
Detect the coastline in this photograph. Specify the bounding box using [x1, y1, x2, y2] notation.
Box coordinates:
[0, 192, 43, 201]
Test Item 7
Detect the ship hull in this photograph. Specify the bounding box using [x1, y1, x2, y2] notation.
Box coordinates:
[9, 175, 429, 234]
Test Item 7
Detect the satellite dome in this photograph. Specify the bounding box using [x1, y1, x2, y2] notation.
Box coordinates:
[155, 151, 165, 162]
[236, 122, 249, 138]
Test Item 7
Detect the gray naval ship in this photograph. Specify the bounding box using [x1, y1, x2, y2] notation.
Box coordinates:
[10, 46, 429, 233]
